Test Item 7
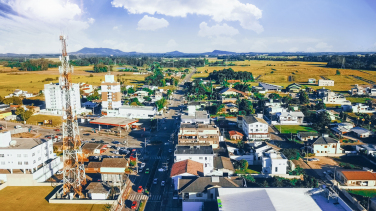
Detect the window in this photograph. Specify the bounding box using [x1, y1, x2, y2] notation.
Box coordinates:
[24, 161, 28, 165]
[324, 146, 327, 148]
[32, 153, 35, 156]
[18, 161, 22, 165]
[275, 167, 278, 172]
[38, 157, 41, 161]
[199, 157, 203, 160]
[0, 161, 4, 165]
[24, 154, 28, 157]
[33, 160, 36, 164]
[0, 154, 4, 157]
[196, 193, 203, 197]
[205, 164, 207, 167]
[205, 157, 207, 161]
[17, 154, 21, 157]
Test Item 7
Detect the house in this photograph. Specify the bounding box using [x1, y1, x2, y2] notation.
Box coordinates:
[350, 84, 366, 96]
[224, 103, 238, 113]
[174, 146, 214, 175]
[368, 86, 376, 96]
[346, 103, 376, 113]
[181, 110, 210, 124]
[219, 87, 247, 98]
[86, 182, 110, 200]
[297, 132, 319, 142]
[100, 158, 128, 183]
[85, 162, 102, 173]
[228, 131, 243, 140]
[276, 111, 304, 125]
[242, 115, 270, 140]
[316, 88, 330, 98]
[309, 134, 341, 156]
[178, 124, 220, 148]
[356, 144, 376, 156]
[82, 143, 106, 155]
[5, 89, 36, 99]
[331, 122, 354, 135]
[265, 99, 286, 114]
[258, 82, 282, 92]
[178, 177, 245, 203]
[171, 159, 204, 190]
[211, 157, 235, 177]
[286, 83, 302, 93]
[141, 85, 158, 90]
[350, 127, 373, 138]
[322, 91, 351, 105]
[262, 151, 288, 175]
[318, 79, 334, 86]
[335, 170, 376, 187]
[308, 78, 316, 84]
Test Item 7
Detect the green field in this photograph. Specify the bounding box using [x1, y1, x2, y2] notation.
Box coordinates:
[277, 125, 316, 134]
[348, 189, 376, 198]
[346, 97, 370, 104]
[0, 186, 106, 211]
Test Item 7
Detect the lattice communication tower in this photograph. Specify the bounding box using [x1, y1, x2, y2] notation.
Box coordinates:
[59, 35, 86, 197]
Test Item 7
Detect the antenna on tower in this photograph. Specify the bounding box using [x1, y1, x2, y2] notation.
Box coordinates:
[341, 57, 345, 69]
[59, 35, 86, 198]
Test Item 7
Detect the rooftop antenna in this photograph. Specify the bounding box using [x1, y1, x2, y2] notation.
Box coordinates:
[59, 35, 86, 198]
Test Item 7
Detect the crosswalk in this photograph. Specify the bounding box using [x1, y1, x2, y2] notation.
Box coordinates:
[127, 194, 162, 201]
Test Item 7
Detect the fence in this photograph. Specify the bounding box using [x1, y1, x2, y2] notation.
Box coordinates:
[339, 188, 366, 211]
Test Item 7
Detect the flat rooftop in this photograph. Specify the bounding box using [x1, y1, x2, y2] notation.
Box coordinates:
[90, 117, 138, 126]
[0, 138, 46, 150]
[180, 123, 218, 130]
[119, 105, 155, 111]
[175, 145, 213, 155]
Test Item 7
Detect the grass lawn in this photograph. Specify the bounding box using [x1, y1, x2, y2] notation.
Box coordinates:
[348, 189, 376, 198]
[0, 186, 106, 211]
[346, 97, 371, 104]
[277, 125, 316, 134]
[27, 114, 63, 127]
[235, 165, 261, 174]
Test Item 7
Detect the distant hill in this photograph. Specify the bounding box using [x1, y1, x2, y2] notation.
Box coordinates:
[164, 51, 186, 56]
[208, 50, 236, 55]
[73, 47, 127, 55]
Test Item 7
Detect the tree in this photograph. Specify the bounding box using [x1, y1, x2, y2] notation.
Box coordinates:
[243, 175, 255, 183]
[315, 101, 326, 110]
[268, 93, 280, 100]
[128, 87, 135, 94]
[0, 96, 3, 103]
[15, 106, 34, 121]
[261, 180, 269, 187]
[336, 70, 341, 75]
[298, 90, 309, 104]
[87, 89, 100, 101]
[155, 98, 167, 111]
[239, 159, 248, 170]
[2, 98, 13, 105]
[281, 148, 301, 160]
[237, 99, 255, 115]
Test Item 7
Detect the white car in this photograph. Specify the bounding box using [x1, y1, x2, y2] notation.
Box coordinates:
[161, 181, 165, 186]
[158, 168, 165, 172]
[140, 163, 146, 168]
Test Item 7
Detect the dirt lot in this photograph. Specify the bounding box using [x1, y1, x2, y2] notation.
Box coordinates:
[294, 156, 340, 177]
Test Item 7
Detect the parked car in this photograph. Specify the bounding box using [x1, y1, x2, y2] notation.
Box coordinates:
[153, 178, 158, 184]
[137, 186, 143, 193]
[161, 181, 165, 186]
[140, 163, 146, 168]
[14, 125, 22, 129]
[309, 158, 319, 162]
[145, 168, 150, 174]
[131, 201, 137, 209]
[158, 168, 165, 172]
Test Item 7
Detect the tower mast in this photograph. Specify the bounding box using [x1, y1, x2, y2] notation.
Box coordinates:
[59, 35, 86, 197]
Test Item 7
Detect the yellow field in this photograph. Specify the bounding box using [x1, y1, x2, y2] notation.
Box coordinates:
[195, 60, 374, 92]
[0, 65, 146, 97]
[0, 186, 106, 211]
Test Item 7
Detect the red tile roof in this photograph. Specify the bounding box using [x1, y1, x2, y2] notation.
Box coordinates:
[170, 159, 203, 177]
[229, 131, 244, 136]
[340, 170, 376, 181]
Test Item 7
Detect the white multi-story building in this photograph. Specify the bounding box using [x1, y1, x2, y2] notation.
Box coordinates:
[0, 131, 56, 174]
[318, 79, 334, 86]
[242, 115, 270, 140]
[101, 75, 121, 111]
[44, 82, 84, 115]
[174, 146, 214, 175]
[322, 91, 351, 105]
[344, 103, 376, 113]
[309, 134, 341, 156]
[276, 111, 304, 125]
[178, 123, 220, 148]
[262, 152, 288, 175]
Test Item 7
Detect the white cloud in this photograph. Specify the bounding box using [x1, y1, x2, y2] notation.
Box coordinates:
[113, 26, 119, 30]
[88, 18, 95, 24]
[198, 22, 239, 38]
[137, 15, 169, 31]
[112, 0, 263, 33]
[315, 42, 332, 50]
[0, 0, 95, 53]
[166, 39, 178, 49]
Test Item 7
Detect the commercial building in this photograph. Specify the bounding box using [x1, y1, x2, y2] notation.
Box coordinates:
[178, 123, 220, 148]
[103, 105, 157, 119]
[43, 82, 85, 115]
[181, 106, 210, 124]
[318, 79, 334, 86]
[174, 146, 214, 175]
[100, 158, 128, 184]
[101, 75, 121, 114]
[242, 115, 270, 140]
[0, 131, 57, 174]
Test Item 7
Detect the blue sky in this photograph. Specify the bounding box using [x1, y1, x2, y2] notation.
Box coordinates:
[0, 0, 375, 53]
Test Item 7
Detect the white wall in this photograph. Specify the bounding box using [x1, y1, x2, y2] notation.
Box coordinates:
[44, 83, 82, 115]
[175, 155, 213, 175]
[89, 192, 109, 200]
[313, 143, 341, 156]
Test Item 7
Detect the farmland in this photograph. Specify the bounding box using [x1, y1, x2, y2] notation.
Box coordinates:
[194, 60, 376, 92]
[0, 64, 146, 97]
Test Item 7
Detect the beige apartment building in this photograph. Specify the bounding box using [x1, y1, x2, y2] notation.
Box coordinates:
[101, 75, 121, 116]
[178, 123, 220, 148]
